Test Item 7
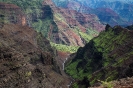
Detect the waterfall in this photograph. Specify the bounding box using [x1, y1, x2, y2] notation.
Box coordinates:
[62, 62, 64, 70]
[67, 81, 72, 88]
[62, 58, 67, 70]
[61, 57, 74, 88]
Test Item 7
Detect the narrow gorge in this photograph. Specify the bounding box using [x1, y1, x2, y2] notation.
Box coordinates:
[0, 0, 133, 88]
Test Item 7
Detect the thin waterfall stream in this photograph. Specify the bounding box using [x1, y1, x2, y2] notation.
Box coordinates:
[61, 57, 75, 88]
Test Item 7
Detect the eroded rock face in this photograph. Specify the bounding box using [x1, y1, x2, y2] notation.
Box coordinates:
[42, 0, 105, 46]
[0, 3, 26, 25]
[0, 24, 70, 88]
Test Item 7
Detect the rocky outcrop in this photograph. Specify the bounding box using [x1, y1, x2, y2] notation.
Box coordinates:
[0, 24, 70, 88]
[0, 3, 26, 25]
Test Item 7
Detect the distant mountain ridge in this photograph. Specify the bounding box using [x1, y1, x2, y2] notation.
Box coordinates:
[53, 0, 133, 27]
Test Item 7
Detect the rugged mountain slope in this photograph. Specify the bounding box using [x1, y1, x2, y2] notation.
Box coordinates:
[65, 25, 133, 87]
[94, 8, 130, 26]
[34, 0, 105, 53]
[0, 0, 105, 53]
[42, 0, 105, 46]
[53, 0, 133, 27]
[0, 23, 71, 88]
[86, 0, 133, 26]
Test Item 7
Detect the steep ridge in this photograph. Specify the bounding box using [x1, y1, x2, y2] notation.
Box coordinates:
[94, 8, 129, 26]
[42, 0, 105, 51]
[78, 0, 133, 23]
[0, 23, 71, 88]
[65, 25, 133, 87]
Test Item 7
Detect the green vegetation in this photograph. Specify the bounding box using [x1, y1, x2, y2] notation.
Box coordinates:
[50, 42, 79, 53]
[0, 11, 10, 24]
[25, 71, 32, 77]
[0, 0, 59, 49]
[79, 32, 93, 42]
[0, 0, 47, 34]
[72, 83, 79, 88]
[0, 0, 43, 14]
[79, 27, 98, 43]
[65, 59, 82, 78]
[32, 17, 54, 38]
[98, 78, 113, 88]
[54, 13, 66, 22]
[73, 26, 98, 43]
[65, 25, 133, 87]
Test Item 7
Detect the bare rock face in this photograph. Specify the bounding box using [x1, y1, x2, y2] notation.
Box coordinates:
[0, 3, 26, 25]
[0, 24, 70, 88]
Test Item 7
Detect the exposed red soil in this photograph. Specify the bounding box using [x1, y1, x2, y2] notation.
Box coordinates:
[43, 0, 105, 46]
[57, 51, 70, 59]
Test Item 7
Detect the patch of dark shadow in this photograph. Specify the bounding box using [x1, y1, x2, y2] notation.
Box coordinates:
[3, 53, 12, 58]
[126, 25, 133, 30]
[33, 68, 43, 78]
[78, 77, 90, 88]
[76, 60, 87, 72]
[9, 66, 20, 71]
[40, 53, 44, 64]
[30, 55, 41, 65]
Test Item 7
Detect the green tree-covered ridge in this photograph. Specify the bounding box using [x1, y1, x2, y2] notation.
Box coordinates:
[65, 24, 133, 87]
